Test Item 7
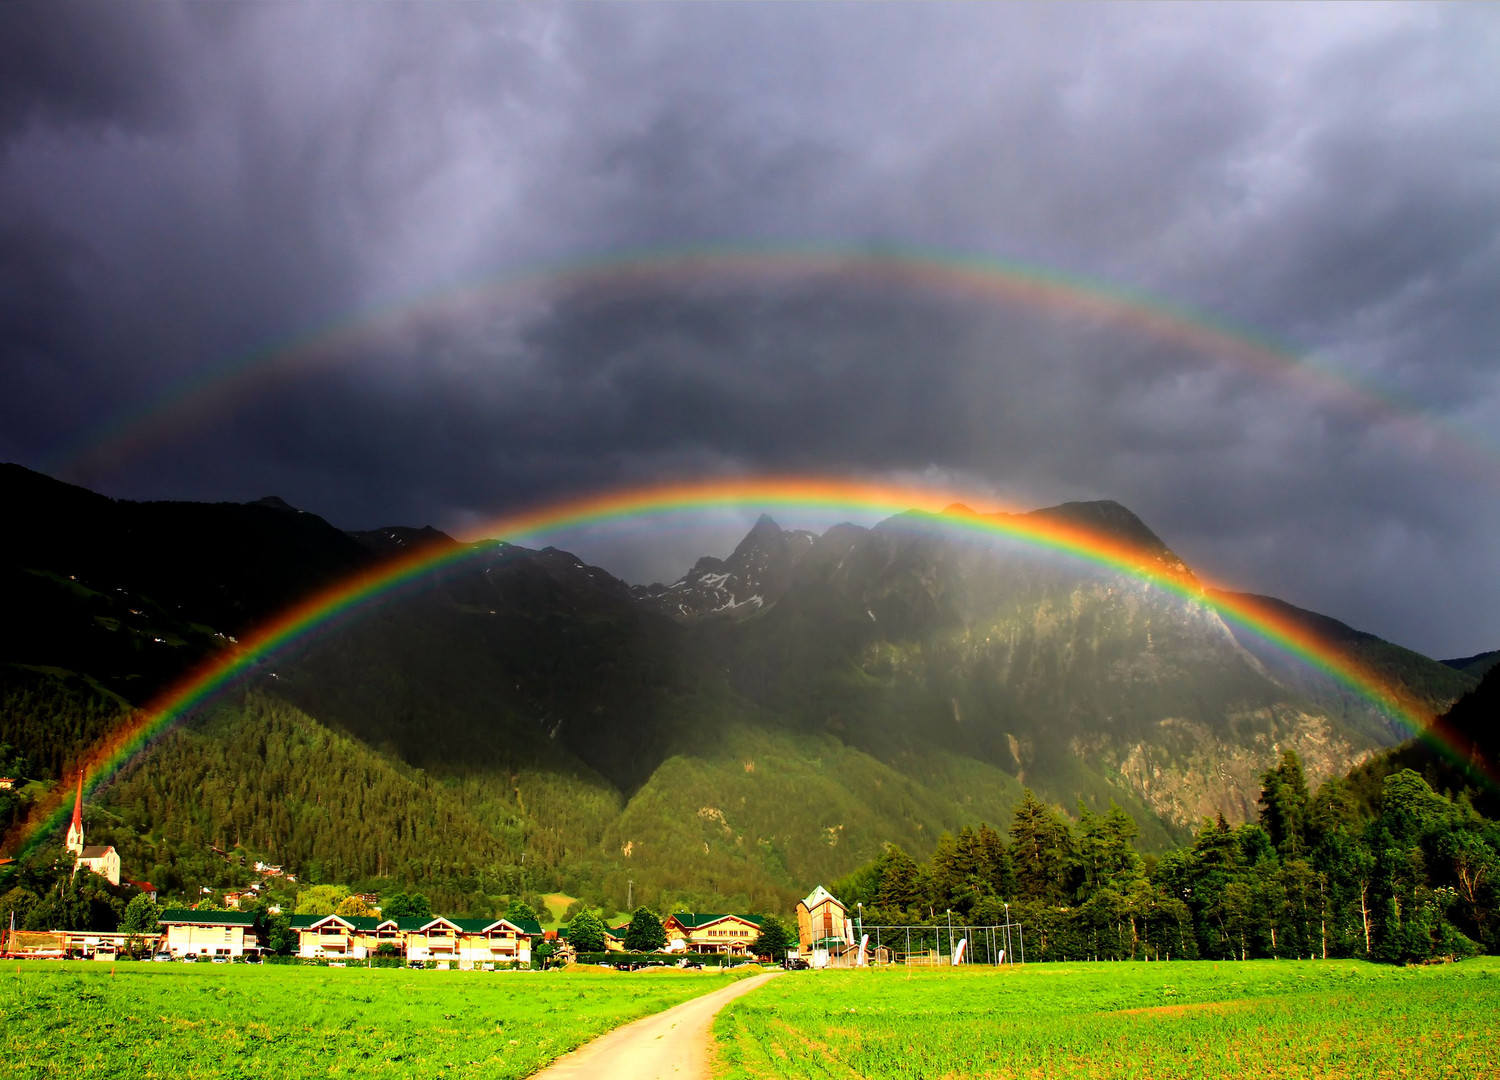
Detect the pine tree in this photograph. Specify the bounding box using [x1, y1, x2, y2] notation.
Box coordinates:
[1258, 750, 1311, 856]
[1009, 790, 1074, 903]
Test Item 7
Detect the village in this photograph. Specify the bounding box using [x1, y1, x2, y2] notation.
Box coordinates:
[3, 772, 863, 971]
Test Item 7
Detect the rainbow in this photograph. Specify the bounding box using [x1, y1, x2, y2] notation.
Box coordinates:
[57, 244, 1496, 482]
[6, 476, 1483, 865]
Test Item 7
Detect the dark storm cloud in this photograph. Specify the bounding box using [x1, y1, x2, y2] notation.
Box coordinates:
[0, 2, 1496, 656]
[0, 1, 189, 138]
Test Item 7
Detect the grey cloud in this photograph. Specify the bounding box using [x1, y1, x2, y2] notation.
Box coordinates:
[0, 2, 1496, 657]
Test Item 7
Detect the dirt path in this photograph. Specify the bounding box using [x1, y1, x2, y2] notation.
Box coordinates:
[530, 970, 779, 1080]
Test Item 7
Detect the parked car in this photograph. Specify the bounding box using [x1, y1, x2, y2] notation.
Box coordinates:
[152, 952, 173, 962]
[784, 957, 809, 970]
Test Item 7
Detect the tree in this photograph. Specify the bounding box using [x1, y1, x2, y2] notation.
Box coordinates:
[532, 939, 557, 969]
[623, 906, 666, 952]
[382, 891, 433, 919]
[1259, 750, 1311, 857]
[295, 884, 349, 916]
[0, 887, 38, 936]
[1009, 790, 1075, 903]
[504, 897, 540, 923]
[120, 893, 162, 956]
[873, 845, 923, 915]
[566, 909, 606, 952]
[750, 914, 791, 962]
[265, 910, 296, 955]
[335, 895, 373, 918]
[1078, 801, 1144, 896]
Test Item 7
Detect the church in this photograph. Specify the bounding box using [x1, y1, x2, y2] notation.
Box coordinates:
[66, 772, 121, 886]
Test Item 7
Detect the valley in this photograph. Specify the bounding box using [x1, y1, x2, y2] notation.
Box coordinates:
[0, 464, 1484, 913]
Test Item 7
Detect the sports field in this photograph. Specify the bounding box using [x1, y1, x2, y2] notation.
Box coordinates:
[1, 961, 749, 1079]
[713, 959, 1500, 1079]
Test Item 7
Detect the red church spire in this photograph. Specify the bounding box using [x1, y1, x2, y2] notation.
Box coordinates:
[66, 770, 86, 854]
[71, 771, 84, 831]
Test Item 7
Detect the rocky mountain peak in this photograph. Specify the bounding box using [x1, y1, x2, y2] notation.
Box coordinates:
[632, 513, 817, 620]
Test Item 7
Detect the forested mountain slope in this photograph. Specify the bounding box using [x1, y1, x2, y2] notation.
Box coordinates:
[0, 463, 1477, 912]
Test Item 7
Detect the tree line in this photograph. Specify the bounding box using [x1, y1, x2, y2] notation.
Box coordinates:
[832, 751, 1498, 964]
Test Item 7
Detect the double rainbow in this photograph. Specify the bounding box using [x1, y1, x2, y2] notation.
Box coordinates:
[58, 245, 1497, 483]
[5, 476, 1475, 864]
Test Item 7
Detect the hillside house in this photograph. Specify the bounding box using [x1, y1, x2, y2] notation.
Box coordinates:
[75, 845, 122, 886]
[663, 913, 764, 955]
[158, 909, 263, 958]
[125, 880, 159, 902]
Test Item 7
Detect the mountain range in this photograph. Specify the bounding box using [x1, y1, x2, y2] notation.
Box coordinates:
[0, 463, 1486, 912]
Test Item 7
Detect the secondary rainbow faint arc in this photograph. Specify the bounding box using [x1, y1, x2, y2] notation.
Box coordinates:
[9, 476, 1482, 864]
[59, 244, 1495, 480]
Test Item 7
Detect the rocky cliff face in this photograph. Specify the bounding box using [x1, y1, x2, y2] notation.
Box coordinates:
[641, 504, 1445, 838]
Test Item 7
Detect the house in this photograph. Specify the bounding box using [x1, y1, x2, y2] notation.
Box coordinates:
[65, 770, 122, 885]
[290, 913, 541, 964]
[605, 923, 629, 952]
[0, 777, 14, 790]
[795, 885, 851, 956]
[223, 891, 244, 909]
[158, 909, 263, 958]
[75, 845, 122, 886]
[125, 880, 159, 902]
[291, 913, 386, 958]
[403, 916, 539, 965]
[663, 913, 765, 955]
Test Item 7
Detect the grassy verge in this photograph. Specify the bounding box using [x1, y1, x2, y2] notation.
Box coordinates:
[2, 961, 752, 1079]
[714, 959, 1500, 1079]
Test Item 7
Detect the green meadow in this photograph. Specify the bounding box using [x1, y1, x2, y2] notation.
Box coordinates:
[714, 959, 1500, 1080]
[1, 961, 749, 1079]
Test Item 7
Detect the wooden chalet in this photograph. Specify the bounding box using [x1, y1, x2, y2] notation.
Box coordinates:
[663, 913, 764, 955]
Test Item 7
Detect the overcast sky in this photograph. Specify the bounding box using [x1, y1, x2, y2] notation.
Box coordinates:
[1, 2, 1497, 656]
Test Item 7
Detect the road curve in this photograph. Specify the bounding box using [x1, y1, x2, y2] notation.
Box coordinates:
[530, 970, 780, 1080]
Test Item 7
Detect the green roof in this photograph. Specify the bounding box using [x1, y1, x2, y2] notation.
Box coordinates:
[394, 915, 541, 936]
[159, 909, 259, 927]
[288, 914, 383, 931]
[282, 913, 543, 935]
[669, 913, 765, 930]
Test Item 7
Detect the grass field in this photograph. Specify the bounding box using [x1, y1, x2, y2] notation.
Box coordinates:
[713, 958, 1500, 1079]
[2, 961, 751, 1079]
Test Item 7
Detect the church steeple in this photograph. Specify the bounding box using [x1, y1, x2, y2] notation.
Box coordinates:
[65, 771, 85, 855]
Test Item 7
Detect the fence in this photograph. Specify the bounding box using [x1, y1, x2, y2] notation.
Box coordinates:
[850, 919, 1024, 966]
